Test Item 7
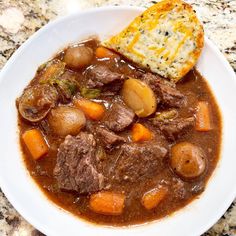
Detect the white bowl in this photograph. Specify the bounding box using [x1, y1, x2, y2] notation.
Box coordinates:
[0, 6, 236, 236]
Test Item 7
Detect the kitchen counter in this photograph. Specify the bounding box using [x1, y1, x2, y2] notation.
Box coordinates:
[0, 0, 236, 235]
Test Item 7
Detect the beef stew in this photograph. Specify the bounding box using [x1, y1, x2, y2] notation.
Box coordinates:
[17, 38, 221, 225]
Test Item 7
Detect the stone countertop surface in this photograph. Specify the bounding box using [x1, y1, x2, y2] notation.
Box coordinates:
[0, 0, 235, 235]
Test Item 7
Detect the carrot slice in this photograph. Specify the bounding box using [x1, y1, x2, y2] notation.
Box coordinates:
[95, 47, 117, 59]
[89, 191, 125, 215]
[141, 187, 168, 210]
[22, 129, 49, 160]
[195, 101, 212, 131]
[74, 98, 105, 120]
[132, 123, 152, 142]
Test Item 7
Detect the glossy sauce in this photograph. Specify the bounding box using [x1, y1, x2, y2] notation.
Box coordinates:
[18, 39, 222, 225]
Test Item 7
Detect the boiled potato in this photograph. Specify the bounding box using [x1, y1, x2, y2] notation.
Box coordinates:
[122, 78, 157, 117]
[170, 142, 206, 179]
[64, 46, 93, 69]
[48, 106, 86, 136]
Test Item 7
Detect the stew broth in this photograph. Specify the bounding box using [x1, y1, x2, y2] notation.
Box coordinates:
[17, 39, 221, 225]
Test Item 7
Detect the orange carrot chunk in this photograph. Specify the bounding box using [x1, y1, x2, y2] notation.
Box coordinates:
[89, 191, 125, 215]
[195, 101, 212, 131]
[95, 47, 118, 59]
[74, 99, 105, 120]
[132, 123, 152, 142]
[22, 129, 49, 160]
[141, 187, 168, 210]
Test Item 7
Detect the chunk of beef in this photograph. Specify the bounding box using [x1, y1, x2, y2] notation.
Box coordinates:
[104, 103, 135, 132]
[190, 182, 205, 194]
[54, 132, 104, 194]
[171, 178, 187, 200]
[152, 117, 195, 141]
[113, 142, 168, 182]
[96, 126, 126, 149]
[85, 65, 126, 89]
[142, 73, 186, 107]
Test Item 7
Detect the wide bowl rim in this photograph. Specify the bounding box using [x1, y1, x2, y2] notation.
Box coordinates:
[0, 6, 236, 236]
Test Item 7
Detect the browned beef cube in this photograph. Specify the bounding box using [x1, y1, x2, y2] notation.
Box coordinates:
[104, 103, 135, 132]
[153, 117, 195, 141]
[54, 132, 104, 194]
[114, 142, 167, 182]
[85, 65, 125, 88]
[96, 126, 126, 149]
[142, 73, 186, 107]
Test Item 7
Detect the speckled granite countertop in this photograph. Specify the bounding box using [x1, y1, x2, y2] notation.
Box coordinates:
[0, 0, 236, 235]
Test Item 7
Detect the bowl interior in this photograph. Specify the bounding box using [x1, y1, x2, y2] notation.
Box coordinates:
[0, 6, 236, 236]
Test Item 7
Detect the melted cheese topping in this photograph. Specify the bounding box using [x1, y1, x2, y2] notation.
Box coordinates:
[103, 0, 204, 82]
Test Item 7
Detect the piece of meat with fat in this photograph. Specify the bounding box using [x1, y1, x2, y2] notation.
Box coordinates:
[104, 103, 135, 132]
[96, 126, 126, 149]
[142, 73, 186, 107]
[54, 132, 104, 194]
[152, 117, 195, 141]
[171, 178, 187, 200]
[85, 65, 126, 88]
[113, 142, 168, 182]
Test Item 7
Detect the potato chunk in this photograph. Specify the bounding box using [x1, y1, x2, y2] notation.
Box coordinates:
[171, 142, 206, 179]
[122, 78, 157, 117]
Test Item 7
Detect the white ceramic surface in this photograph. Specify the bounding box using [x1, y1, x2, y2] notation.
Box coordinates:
[0, 6, 236, 236]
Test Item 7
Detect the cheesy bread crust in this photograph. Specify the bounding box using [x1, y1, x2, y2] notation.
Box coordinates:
[103, 0, 204, 82]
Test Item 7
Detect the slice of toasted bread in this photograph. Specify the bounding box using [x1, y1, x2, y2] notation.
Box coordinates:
[102, 0, 204, 82]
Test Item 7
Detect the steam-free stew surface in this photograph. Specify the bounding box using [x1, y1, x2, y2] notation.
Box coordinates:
[18, 39, 221, 225]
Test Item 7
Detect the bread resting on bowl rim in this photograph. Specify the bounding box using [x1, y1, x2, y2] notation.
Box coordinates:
[102, 0, 204, 82]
